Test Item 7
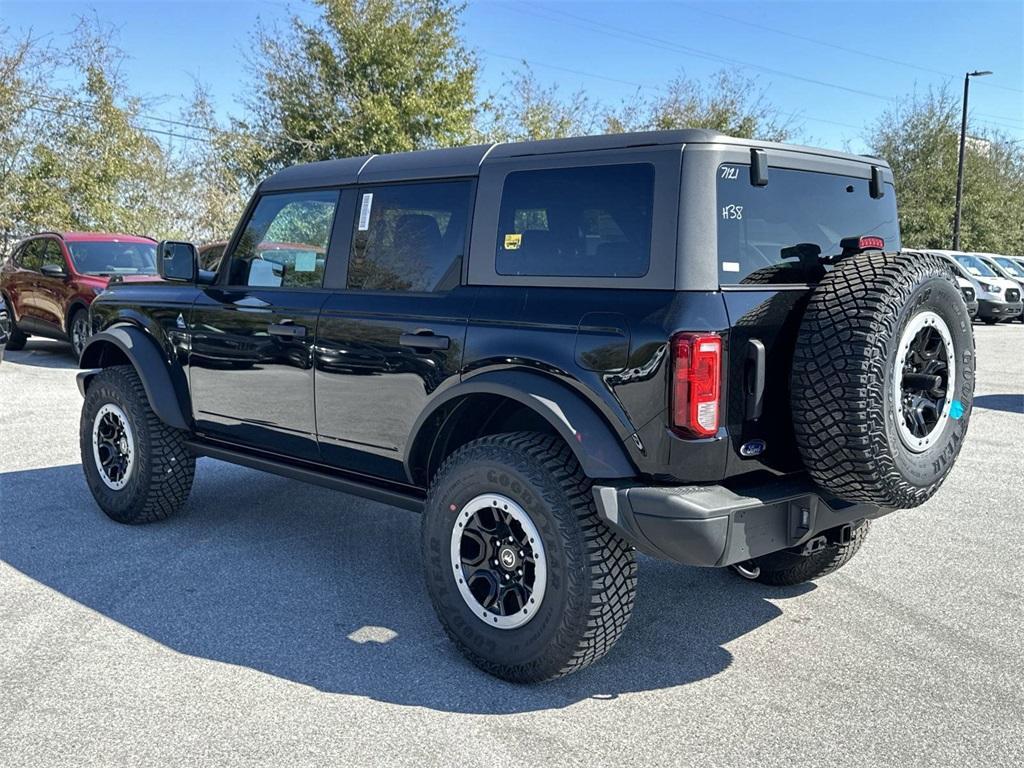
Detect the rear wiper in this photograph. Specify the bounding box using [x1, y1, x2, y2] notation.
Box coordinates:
[781, 236, 887, 268]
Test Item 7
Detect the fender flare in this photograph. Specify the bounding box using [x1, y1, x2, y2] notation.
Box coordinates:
[405, 369, 637, 481]
[77, 325, 191, 431]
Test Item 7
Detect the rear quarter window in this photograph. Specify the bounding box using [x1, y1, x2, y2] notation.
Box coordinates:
[717, 164, 900, 285]
[495, 163, 654, 278]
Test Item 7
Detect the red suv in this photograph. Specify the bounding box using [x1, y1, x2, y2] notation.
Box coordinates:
[0, 232, 160, 360]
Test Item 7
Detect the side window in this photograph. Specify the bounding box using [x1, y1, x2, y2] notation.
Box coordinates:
[19, 240, 44, 271]
[348, 180, 471, 292]
[226, 190, 339, 288]
[43, 239, 64, 267]
[198, 244, 225, 272]
[495, 164, 654, 278]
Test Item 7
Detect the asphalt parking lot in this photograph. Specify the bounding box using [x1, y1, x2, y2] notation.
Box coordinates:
[1, 326, 1022, 767]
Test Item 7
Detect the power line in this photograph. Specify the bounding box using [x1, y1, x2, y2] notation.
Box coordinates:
[684, 4, 1024, 95]
[977, 111, 1024, 126]
[25, 104, 216, 145]
[482, 49, 870, 133]
[481, 49, 666, 92]
[511, 2, 1024, 114]
[23, 87, 221, 135]
[512, 3, 902, 103]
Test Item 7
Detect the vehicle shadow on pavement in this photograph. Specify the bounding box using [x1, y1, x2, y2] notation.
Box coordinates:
[1, 461, 813, 714]
[4, 340, 78, 370]
[973, 394, 1024, 414]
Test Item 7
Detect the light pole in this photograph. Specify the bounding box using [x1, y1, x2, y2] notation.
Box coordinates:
[953, 69, 992, 250]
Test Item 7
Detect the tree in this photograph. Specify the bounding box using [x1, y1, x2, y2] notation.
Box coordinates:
[14, 19, 172, 237]
[236, 0, 478, 180]
[480, 64, 597, 142]
[869, 87, 1024, 253]
[167, 84, 252, 243]
[605, 69, 792, 141]
[0, 28, 58, 250]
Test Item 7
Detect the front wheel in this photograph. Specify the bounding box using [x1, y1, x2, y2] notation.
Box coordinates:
[421, 432, 636, 683]
[4, 304, 28, 351]
[80, 365, 195, 524]
[69, 308, 90, 362]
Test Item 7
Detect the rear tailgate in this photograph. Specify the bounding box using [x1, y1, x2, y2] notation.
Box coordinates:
[714, 160, 900, 477]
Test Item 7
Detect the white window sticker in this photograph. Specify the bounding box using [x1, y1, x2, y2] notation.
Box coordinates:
[722, 261, 741, 273]
[294, 250, 316, 272]
[358, 193, 374, 231]
[721, 204, 743, 220]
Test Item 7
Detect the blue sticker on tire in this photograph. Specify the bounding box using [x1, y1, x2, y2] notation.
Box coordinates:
[949, 400, 964, 419]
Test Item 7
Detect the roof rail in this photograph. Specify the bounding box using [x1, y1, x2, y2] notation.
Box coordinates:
[37, 230, 65, 239]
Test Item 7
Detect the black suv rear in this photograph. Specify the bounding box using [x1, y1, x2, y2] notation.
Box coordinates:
[76, 130, 975, 682]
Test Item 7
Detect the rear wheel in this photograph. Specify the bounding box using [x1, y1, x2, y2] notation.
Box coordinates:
[80, 365, 195, 524]
[421, 432, 636, 683]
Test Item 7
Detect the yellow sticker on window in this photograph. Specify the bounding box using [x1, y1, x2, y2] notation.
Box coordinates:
[504, 233, 522, 250]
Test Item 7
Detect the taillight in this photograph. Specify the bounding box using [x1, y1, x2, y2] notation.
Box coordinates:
[671, 333, 722, 438]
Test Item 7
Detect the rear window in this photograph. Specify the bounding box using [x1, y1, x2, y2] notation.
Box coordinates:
[495, 163, 654, 278]
[717, 165, 900, 285]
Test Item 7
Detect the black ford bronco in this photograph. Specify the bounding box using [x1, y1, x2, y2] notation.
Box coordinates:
[77, 130, 974, 682]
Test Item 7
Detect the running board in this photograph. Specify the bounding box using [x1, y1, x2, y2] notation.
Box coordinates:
[184, 439, 425, 512]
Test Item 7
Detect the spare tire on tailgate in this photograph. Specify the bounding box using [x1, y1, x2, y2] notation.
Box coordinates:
[791, 250, 974, 508]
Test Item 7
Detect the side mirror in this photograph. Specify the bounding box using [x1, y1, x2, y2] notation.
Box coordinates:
[40, 263, 67, 278]
[157, 240, 198, 282]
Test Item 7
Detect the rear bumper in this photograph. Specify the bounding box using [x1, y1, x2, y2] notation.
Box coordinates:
[977, 299, 1022, 320]
[593, 475, 890, 567]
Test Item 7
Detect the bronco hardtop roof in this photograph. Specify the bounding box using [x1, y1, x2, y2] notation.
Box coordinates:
[261, 129, 890, 192]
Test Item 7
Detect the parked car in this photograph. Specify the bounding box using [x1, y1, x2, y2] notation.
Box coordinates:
[0, 232, 160, 360]
[0, 294, 9, 364]
[927, 249, 1022, 324]
[975, 253, 1024, 323]
[918, 250, 978, 318]
[76, 130, 974, 683]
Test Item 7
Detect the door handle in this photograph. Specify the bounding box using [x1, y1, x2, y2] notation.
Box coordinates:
[745, 338, 766, 420]
[268, 322, 306, 338]
[399, 332, 449, 351]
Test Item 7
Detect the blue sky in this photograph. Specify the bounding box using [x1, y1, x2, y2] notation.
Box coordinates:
[4, 0, 1023, 153]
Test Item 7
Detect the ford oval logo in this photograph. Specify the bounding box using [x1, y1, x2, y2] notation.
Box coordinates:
[740, 439, 766, 458]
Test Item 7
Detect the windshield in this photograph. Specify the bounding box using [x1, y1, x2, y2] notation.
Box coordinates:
[717, 165, 900, 284]
[954, 254, 996, 277]
[67, 241, 157, 275]
[994, 257, 1022, 277]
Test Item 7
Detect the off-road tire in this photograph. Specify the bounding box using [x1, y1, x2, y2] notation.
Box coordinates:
[421, 432, 637, 683]
[80, 365, 195, 524]
[791, 251, 974, 508]
[736, 521, 871, 586]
